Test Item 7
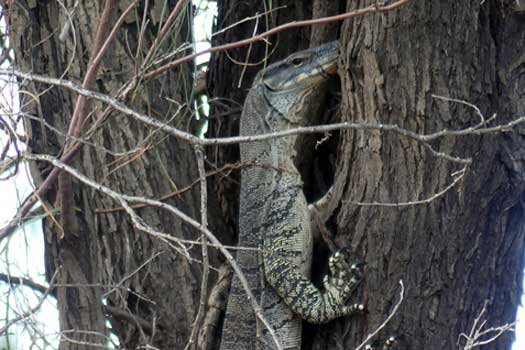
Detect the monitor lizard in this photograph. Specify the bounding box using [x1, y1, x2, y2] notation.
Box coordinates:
[219, 41, 364, 350]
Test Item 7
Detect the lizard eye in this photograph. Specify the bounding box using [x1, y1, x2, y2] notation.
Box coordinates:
[290, 57, 304, 67]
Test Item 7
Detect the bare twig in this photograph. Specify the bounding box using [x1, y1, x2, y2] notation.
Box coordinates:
[0, 273, 154, 334]
[185, 145, 211, 350]
[4, 69, 523, 149]
[142, 0, 188, 69]
[23, 152, 282, 350]
[458, 300, 515, 350]
[0, 0, 136, 241]
[95, 161, 287, 214]
[211, 6, 287, 38]
[2, 68, 525, 242]
[105, 305, 153, 333]
[349, 165, 468, 207]
[0, 270, 59, 335]
[57, 330, 114, 349]
[0, 273, 49, 295]
[422, 143, 472, 164]
[237, 15, 260, 88]
[432, 94, 485, 124]
[103, 251, 164, 299]
[64, 0, 121, 146]
[20, 112, 143, 157]
[144, 0, 411, 79]
[58, 0, 134, 242]
[354, 280, 405, 350]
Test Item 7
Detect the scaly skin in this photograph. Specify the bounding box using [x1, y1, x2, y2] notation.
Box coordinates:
[220, 42, 364, 350]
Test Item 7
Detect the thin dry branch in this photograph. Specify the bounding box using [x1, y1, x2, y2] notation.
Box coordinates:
[0, 273, 49, 295]
[23, 152, 283, 350]
[57, 0, 136, 240]
[4, 69, 523, 148]
[349, 165, 468, 207]
[95, 161, 287, 214]
[211, 6, 288, 38]
[354, 280, 405, 350]
[185, 145, 211, 350]
[103, 251, 164, 299]
[458, 300, 516, 350]
[0, 273, 155, 334]
[432, 94, 485, 124]
[2, 68, 525, 242]
[142, 0, 188, 68]
[104, 305, 153, 333]
[0, 270, 59, 336]
[143, 0, 411, 79]
[64, 0, 123, 145]
[19, 111, 143, 157]
[57, 330, 114, 349]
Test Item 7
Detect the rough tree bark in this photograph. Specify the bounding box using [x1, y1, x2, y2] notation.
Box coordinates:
[6, 1, 227, 349]
[209, 1, 525, 350]
[4, 0, 525, 350]
[312, 1, 525, 349]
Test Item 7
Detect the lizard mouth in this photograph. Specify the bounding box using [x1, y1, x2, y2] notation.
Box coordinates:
[322, 62, 338, 75]
[319, 53, 339, 76]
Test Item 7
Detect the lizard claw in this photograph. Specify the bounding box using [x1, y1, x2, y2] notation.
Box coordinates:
[342, 303, 365, 316]
[365, 335, 398, 350]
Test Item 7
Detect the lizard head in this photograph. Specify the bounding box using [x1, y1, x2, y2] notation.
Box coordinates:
[258, 41, 339, 124]
[261, 41, 339, 92]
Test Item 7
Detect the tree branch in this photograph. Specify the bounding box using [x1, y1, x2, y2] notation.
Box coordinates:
[4, 69, 522, 148]
[143, 0, 411, 79]
[23, 152, 283, 350]
[0, 273, 49, 295]
[185, 145, 212, 350]
[2, 68, 525, 242]
[354, 280, 404, 350]
[0, 270, 59, 336]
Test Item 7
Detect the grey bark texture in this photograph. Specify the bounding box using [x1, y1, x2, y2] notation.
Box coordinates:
[209, 1, 525, 350]
[311, 1, 525, 349]
[3, 0, 525, 350]
[7, 1, 226, 349]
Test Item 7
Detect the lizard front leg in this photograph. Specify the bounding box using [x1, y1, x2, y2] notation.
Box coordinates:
[310, 188, 366, 309]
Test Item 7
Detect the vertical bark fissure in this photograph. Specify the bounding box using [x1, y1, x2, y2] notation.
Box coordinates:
[309, 2, 525, 350]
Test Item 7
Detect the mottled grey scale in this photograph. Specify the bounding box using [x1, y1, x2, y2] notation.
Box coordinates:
[220, 41, 364, 350]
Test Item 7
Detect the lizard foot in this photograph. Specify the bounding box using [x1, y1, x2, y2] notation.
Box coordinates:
[325, 252, 365, 294]
[323, 251, 365, 308]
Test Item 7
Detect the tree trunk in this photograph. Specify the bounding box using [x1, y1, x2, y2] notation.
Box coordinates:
[311, 1, 525, 349]
[6, 1, 227, 349]
[209, 1, 525, 350]
[5, 0, 525, 350]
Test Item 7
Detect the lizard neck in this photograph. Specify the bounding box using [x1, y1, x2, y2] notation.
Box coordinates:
[240, 86, 303, 175]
